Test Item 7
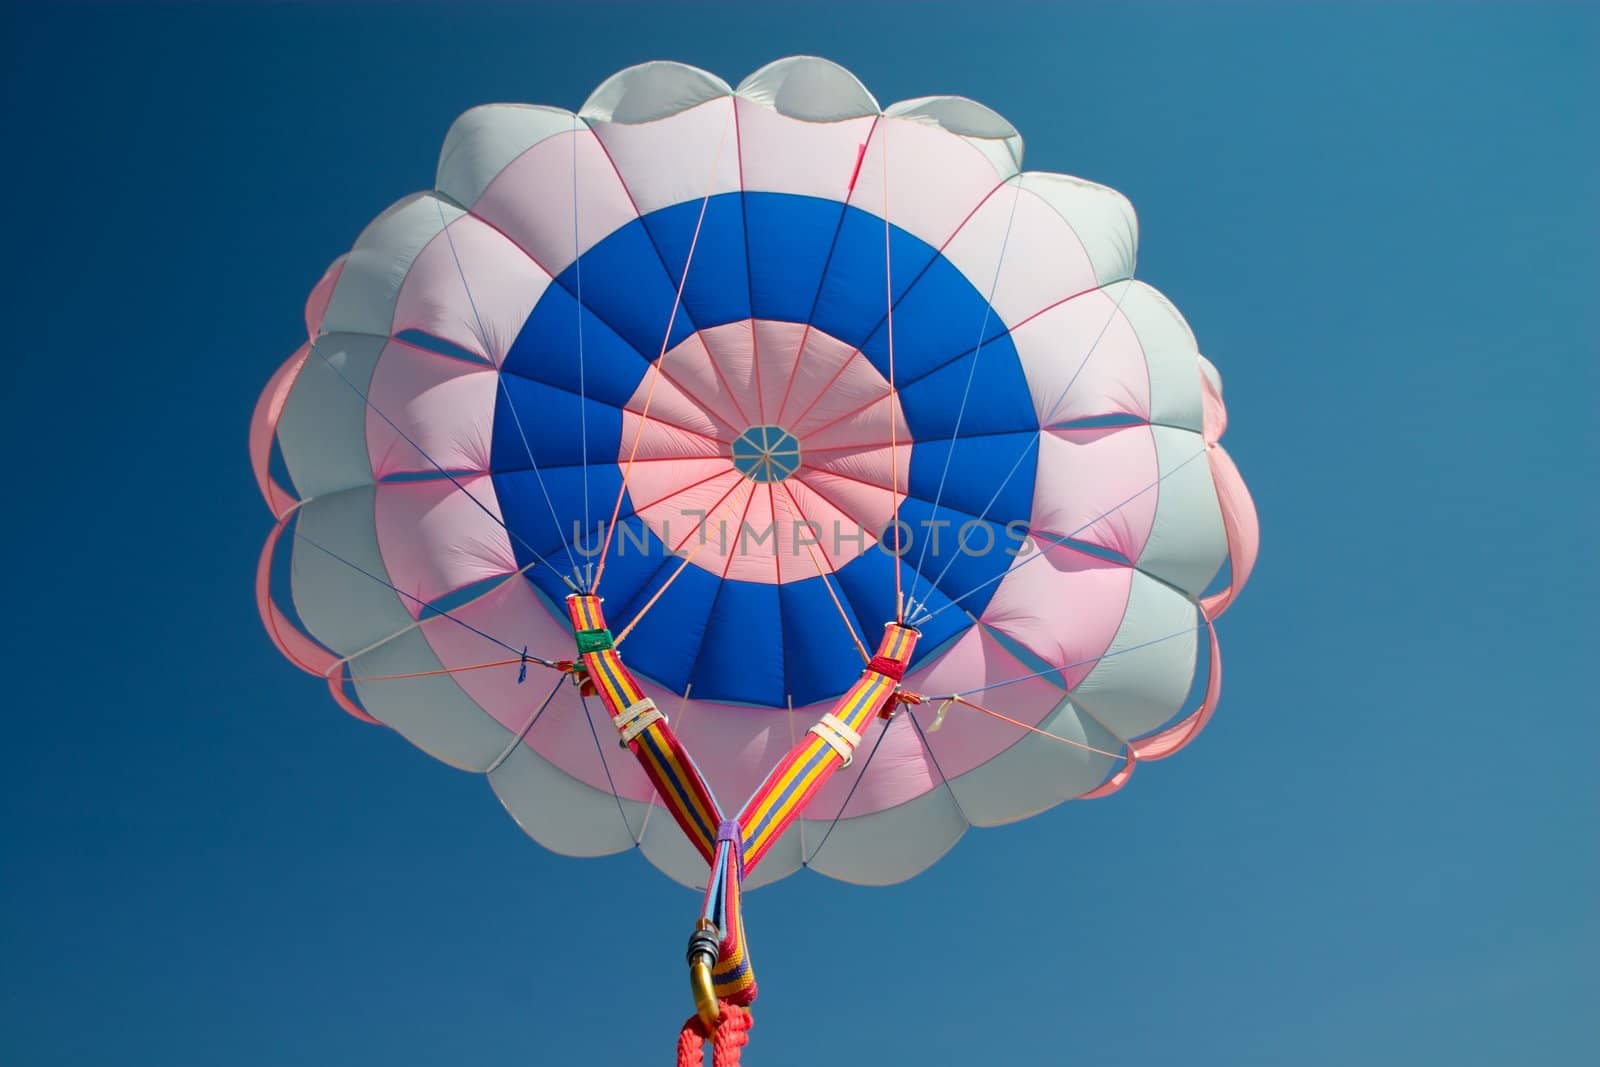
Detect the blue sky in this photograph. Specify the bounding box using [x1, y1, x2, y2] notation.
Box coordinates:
[3, 3, 1595, 1064]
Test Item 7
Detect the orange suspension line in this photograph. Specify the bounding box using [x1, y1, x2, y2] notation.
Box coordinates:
[936, 695, 1127, 760]
[880, 126, 904, 622]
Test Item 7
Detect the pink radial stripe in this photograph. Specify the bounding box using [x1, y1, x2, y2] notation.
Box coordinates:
[799, 443, 904, 493]
[770, 322, 868, 427]
[644, 328, 751, 433]
[1031, 426, 1159, 561]
[718, 472, 762, 583]
[626, 460, 741, 550]
[775, 477, 874, 573]
[1009, 286, 1152, 427]
[365, 341, 497, 478]
[617, 411, 726, 464]
[631, 468, 748, 553]
[619, 320, 908, 581]
[374, 476, 517, 617]
[624, 463, 737, 516]
[764, 483, 789, 585]
[794, 463, 906, 529]
[766, 485, 789, 586]
[978, 543, 1134, 691]
[393, 215, 552, 367]
[795, 392, 908, 454]
[768, 479, 837, 581]
[619, 366, 737, 446]
[717, 321, 851, 428]
[729, 479, 779, 584]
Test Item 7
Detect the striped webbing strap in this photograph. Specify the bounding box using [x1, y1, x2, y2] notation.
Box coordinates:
[736, 623, 919, 872]
[705, 623, 918, 999]
[702, 819, 753, 1001]
[565, 596, 918, 1006]
[566, 595, 720, 864]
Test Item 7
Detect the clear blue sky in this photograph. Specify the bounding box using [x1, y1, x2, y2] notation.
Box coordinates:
[4, 3, 1595, 1064]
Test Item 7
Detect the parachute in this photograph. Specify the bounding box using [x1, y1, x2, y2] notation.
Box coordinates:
[250, 56, 1259, 1057]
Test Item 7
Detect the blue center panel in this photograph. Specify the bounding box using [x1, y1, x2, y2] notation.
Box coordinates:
[731, 425, 801, 482]
[492, 192, 1039, 707]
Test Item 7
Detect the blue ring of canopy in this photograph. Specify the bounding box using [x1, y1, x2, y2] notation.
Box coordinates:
[491, 191, 1038, 706]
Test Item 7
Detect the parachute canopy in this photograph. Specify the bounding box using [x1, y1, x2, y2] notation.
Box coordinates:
[252, 56, 1258, 892]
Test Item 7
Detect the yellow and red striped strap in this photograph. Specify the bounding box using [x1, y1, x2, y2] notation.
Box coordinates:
[707, 624, 917, 1001]
[736, 623, 919, 873]
[708, 842, 755, 1002]
[566, 596, 918, 1006]
[566, 595, 720, 864]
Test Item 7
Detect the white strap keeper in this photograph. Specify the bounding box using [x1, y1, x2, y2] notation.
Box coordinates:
[808, 712, 862, 766]
[613, 698, 664, 744]
[818, 713, 861, 746]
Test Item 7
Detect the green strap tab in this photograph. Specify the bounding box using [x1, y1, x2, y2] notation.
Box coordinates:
[575, 627, 615, 655]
